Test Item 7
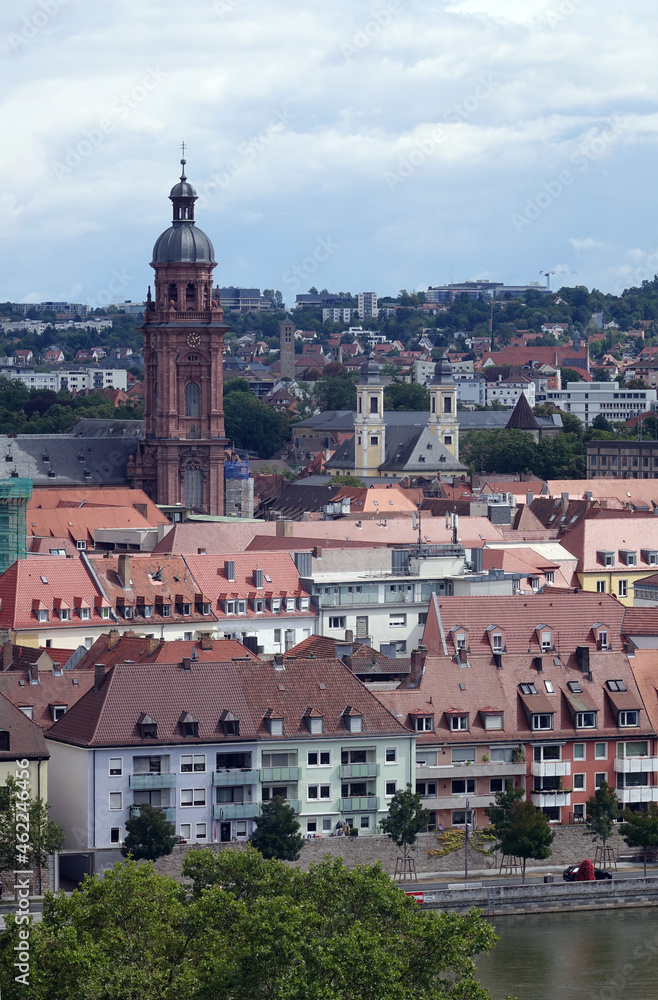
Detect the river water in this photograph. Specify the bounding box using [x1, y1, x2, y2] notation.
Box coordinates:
[476, 908, 658, 1000]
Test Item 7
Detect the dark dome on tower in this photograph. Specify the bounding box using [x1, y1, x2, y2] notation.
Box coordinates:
[430, 352, 455, 386]
[151, 157, 216, 265]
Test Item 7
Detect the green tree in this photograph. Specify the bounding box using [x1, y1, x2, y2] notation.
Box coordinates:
[315, 370, 359, 411]
[250, 796, 303, 861]
[223, 387, 290, 458]
[586, 781, 619, 859]
[619, 805, 658, 877]
[484, 785, 525, 840]
[384, 381, 429, 411]
[495, 800, 554, 883]
[591, 413, 614, 433]
[0, 776, 64, 894]
[331, 474, 366, 486]
[121, 803, 177, 862]
[381, 785, 430, 864]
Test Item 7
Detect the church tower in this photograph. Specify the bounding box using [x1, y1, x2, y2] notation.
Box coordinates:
[354, 355, 385, 477]
[132, 155, 229, 514]
[428, 353, 459, 459]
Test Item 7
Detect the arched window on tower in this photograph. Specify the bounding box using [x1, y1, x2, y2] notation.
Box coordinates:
[184, 465, 203, 508]
[370, 395, 379, 414]
[168, 282, 178, 303]
[185, 382, 200, 418]
[186, 282, 195, 302]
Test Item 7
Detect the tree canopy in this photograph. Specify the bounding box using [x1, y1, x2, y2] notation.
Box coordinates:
[619, 805, 658, 877]
[223, 382, 291, 458]
[0, 851, 500, 999]
[485, 792, 554, 883]
[121, 803, 177, 861]
[381, 785, 430, 858]
[586, 782, 619, 855]
[249, 796, 303, 861]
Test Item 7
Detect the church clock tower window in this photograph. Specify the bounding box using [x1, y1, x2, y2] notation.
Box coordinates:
[132, 149, 229, 515]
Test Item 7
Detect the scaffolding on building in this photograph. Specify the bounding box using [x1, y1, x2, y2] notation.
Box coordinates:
[0, 478, 32, 574]
[224, 460, 254, 518]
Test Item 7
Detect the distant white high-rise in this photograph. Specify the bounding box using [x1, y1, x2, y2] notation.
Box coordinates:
[357, 292, 378, 320]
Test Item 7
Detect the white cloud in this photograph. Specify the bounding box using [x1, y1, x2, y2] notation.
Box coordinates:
[0, 0, 656, 302]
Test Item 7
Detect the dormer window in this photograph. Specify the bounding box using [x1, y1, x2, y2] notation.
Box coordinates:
[180, 712, 199, 738]
[535, 625, 553, 652]
[598, 551, 614, 567]
[304, 710, 324, 735]
[414, 715, 434, 732]
[225, 600, 235, 615]
[50, 705, 67, 722]
[219, 710, 239, 736]
[343, 707, 363, 733]
[449, 713, 469, 732]
[271, 598, 282, 613]
[575, 712, 597, 729]
[598, 630, 609, 650]
[482, 711, 503, 730]
[531, 713, 553, 731]
[138, 714, 157, 740]
[619, 710, 639, 727]
[266, 715, 284, 736]
[620, 550, 637, 567]
[641, 550, 658, 566]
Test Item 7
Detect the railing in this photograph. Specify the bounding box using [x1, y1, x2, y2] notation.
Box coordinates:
[129, 773, 176, 789]
[213, 769, 259, 786]
[130, 804, 175, 822]
[339, 796, 379, 812]
[531, 761, 571, 778]
[338, 763, 379, 778]
[416, 762, 526, 779]
[614, 757, 658, 773]
[260, 767, 300, 782]
[530, 791, 571, 807]
[213, 803, 259, 820]
[617, 787, 658, 804]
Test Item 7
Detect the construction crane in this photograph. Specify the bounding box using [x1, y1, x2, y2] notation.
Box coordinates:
[539, 269, 576, 291]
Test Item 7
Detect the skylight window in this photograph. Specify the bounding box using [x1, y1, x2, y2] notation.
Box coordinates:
[519, 682, 538, 695]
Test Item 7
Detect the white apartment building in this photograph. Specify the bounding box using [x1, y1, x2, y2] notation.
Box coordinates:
[358, 292, 379, 321]
[456, 377, 486, 408]
[6, 368, 128, 392]
[485, 376, 535, 409]
[323, 308, 357, 324]
[545, 382, 657, 427]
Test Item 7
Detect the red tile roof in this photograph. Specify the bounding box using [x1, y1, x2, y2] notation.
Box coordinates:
[46, 658, 408, 748]
[422, 592, 627, 661]
[0, 557, 105, 631]
[88, 554, 214, 626]
[183, 552, 306, 618]
[376, 650, 652, 744]
[0, 691, 49, 759]
[0, 669, 95, 730]
[71, 634, 260, 670]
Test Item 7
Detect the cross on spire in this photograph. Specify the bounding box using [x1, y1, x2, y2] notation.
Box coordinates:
[180, 141, 186, 158]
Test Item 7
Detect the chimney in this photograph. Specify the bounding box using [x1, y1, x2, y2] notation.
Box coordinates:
[409, 645, 427, 683]
[273, 653, 285, 669]
[200, 635, 213, 651]
[533, 656, 543, 673]
[458, 646, 468, 665]
[253, 568, 264, 589]
[276, 520, 294, 537]
[117, 554, 131, 589]
[147, 637, 159, 654]
[94, 663, 106, 691]
[2, 640, 12, 671]
[345, 629, 354, 642]
[526, 490, 533, 507]
[107, 630, 121, 650]
[561, 492, 569, 513]
[224, 560, 235, 582]
[182, 657, 192, 671]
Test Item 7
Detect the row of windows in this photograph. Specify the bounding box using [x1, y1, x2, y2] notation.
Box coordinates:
[107, 747, 400, 776]
[590, 455, 658, 468]
[416, 742, 647, 767]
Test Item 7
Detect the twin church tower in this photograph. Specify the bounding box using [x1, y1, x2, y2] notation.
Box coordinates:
[131, 158, 463, 510]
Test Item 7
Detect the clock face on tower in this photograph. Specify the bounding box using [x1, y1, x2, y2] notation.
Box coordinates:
[186, 331, 201, 347]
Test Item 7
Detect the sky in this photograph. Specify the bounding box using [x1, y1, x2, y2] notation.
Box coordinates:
[1, 0, 658, 308]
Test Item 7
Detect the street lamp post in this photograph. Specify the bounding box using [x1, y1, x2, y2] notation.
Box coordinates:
[464, 799, 470, 880]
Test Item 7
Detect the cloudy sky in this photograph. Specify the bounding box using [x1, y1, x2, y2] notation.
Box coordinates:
[1, 0, 657, 308]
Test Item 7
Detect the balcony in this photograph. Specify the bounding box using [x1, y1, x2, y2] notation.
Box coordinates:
[339, 796, 379, 812]
[416, 762, 526, 780]
[617, 787, 658, 804]
[260, 767, 300, 782]
[614, 757, 658, 773]
[531, 761, 571, 778]
[339, 763, 379, 779]
[213, 769, 259, 786]
[213, 803, 259, 820]
[130, 804, 175, 823]
[424, 793, 495, 810]
[129, 773, 177, 790]
[531, 792, 571, 808]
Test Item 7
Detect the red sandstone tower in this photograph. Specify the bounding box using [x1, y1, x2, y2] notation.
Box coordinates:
[132, 157, 228, 514]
